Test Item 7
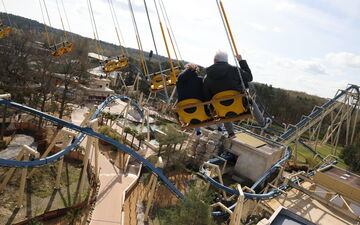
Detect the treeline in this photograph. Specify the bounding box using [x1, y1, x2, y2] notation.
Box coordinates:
[253, 83, 327, 125]
[0, 30, 90, 119]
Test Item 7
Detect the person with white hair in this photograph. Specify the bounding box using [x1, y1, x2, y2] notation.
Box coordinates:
[203, 51, 253, 137]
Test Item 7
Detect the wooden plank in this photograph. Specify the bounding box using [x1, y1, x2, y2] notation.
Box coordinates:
[234, 132, 267, 148]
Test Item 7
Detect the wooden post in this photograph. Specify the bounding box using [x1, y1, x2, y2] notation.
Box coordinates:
[17, 153, 29, 208]
[350, 100, 359, 145]
[0, 150, 24, 192]
[78, 119, 97, 203]
[144, 157, 164, 221]
[91, 120, 100, 181]
[0, 94, 10, 143]
[139, 92, 144, 107]
[54, 129, 77, 189]
[16, 145, 39, 208]
[230, 184, 244, 225]
[146, 109, 150, 141]
[120, 102, 130, 139]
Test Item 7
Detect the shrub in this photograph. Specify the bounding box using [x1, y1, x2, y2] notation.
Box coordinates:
[340, 145, 360, 172]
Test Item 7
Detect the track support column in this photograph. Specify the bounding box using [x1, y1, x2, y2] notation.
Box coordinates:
[77, 119, 98, 203]
[144, 157, 164, 221]
[230, 184, 244, 225]
[17, 145, 39, 208]
[55, 129, 77, 189]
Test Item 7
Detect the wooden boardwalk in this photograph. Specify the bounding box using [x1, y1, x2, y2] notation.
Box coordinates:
[263, 181, 357, 225]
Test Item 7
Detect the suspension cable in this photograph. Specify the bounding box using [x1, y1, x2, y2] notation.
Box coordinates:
[39, 0, 51, 47]
[143, 0, 169, 99]
[107, 0, 125, 56]
[128, 0, 149, 76]
[153, 0, 175, 78]
[55, 0, 68, 41]
[158, 2, 180, 68]
[60, 0, 71, 33]
[87, 0, 104, 59]
[110, 0, 128, 56]
[42, 0, 52, 27]
[159, 0, 183, 65]
[1, 0, 12, 27]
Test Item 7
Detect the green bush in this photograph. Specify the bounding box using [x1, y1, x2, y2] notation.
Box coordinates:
[340, 145, 360, 172]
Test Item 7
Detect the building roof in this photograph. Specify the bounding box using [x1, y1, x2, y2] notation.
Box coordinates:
[88, 66, 107, 77]
[88, 52, 108, 61]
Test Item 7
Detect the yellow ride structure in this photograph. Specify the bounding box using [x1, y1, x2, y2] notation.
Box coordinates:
[175, 90, 252, 129]
[0, 23, 11, 39]
[102, 56, 129, 73]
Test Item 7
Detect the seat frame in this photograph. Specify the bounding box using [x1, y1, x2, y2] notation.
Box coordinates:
[175, 93, 252, 130]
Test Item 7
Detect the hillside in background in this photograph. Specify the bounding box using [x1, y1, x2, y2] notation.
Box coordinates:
[0, 12, 170, 64]
[0, 12, 335, 125]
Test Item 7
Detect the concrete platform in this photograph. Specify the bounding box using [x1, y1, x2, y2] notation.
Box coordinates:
[228, 131, 283, 182]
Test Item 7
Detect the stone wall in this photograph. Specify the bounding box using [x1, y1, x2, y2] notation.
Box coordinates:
[186, 130, 225, 162]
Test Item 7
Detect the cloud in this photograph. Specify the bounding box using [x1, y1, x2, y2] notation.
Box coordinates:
[275, 58, 328, 75]
[250, 23, 268, 32]
[325, 52, 360, 68]
[249, 23, 281, 33]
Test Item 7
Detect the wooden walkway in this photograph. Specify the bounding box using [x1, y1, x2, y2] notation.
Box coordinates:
[71, 106, 141, 225]
[263, 181, 357, 225]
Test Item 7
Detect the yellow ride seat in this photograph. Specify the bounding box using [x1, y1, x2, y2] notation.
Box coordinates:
[176, 99, 211, 126]
[51, 47, 65, 57]
[0, 26, 11, 39]
[63, 43, 74, 54]
[167, 69, 181, 85]
[211, 90, 248, 118]
[103, 57, 128, 73]
[51, 42, 73, 57]
[151, 74, 167, 91]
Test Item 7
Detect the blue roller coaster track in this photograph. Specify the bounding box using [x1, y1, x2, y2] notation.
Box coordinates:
[0, 95, 184, 199]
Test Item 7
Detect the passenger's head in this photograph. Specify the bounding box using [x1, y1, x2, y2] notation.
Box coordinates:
[214, 50, 228, 63]
[184, 63, 199, 72]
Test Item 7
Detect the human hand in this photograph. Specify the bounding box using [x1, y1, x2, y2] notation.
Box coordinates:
[236, 55, 242, 61]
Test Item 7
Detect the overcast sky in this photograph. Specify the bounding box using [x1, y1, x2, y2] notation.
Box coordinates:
[2, 0, 360, 98]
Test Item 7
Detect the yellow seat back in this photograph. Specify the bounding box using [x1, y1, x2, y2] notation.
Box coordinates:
[116, 57, 128, 68]
[63, 43, 74, 54]
[104, 57, 128, 73]
[176, 99, 211, 126]
[52, 47, 65, 57]
[151, 74, 167, 90]
[167, 69, 181, 85]
[0, 27, 11, 39]
[211, 90, 247, 118]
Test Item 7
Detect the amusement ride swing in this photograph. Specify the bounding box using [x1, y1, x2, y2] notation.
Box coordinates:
[101, 0, 129, 74]
[0, 0, 12, 39]
[175, 0, 253, 130]
[148, 0, 182, 92]
[39, 0, 73, 57]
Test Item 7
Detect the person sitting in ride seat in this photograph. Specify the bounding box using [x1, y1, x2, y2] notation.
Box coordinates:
[176, 63, 204, 102]
[176, 63, 205, 136]
[203, 50, 253, 138]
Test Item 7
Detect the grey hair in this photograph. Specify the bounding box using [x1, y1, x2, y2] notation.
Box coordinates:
[214, 50, 228, 63]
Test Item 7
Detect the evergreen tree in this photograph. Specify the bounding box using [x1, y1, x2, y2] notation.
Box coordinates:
[159, 185, 216, 225]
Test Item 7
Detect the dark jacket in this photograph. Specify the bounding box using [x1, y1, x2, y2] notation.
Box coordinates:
[176, 68, 205, 102]
[203, 60, 252, 101]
